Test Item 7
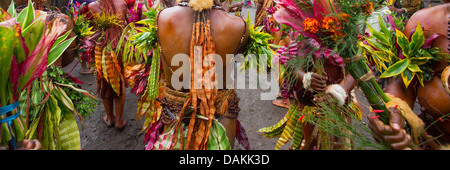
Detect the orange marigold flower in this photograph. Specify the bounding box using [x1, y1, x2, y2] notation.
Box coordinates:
[362, 2, 373, 15]
[321, 16, 342, 32]
[338, 12, 350, 22]
[303, 18, 319, 34]
[321, 16, 338, 30]
[330, 30, 346, 41]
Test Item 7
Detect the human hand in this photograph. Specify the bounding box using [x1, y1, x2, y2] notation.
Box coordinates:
[367, 107, 411, 150]
[310, 72, 328, 92]
[16, 140, 42, 150]
[388, 5, 395, 11]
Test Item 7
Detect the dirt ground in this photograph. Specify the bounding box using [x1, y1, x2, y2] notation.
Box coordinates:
[63, 5, 418, 150]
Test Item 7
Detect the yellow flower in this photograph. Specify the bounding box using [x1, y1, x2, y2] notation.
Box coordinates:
[303, 18, 319, 34]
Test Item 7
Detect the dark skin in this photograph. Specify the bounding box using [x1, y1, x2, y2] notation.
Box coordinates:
[290, 60, 356, 149]
[367, 107, 411, 150]
[88, 0, 129, 129]
[157, 3, 249, 149]
[370, 2, 450, 149]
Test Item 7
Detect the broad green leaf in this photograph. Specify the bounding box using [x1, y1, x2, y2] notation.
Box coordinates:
[50, 30, 72, 51]
[396, 29, 410, 58]
[22, 17, 45, 55]
[407, 64, 421, 73]
[290, 117, 304, 150]
[42, 99, 56, 150]
[416, 73, 425, 87]
[0, 26, 13, 103]
[258, 108, 292, 133]
[401, 69, 415, 88]
[364, 37, 385, 52]
[275, 105, 300, 150]
[48, 36, 77, 66]
[380, 58, 409, 78]
[410, 56, 429, 65]
[378, 15, 390, 35]
[59, 113, 81, 150]
[207, 120, 231, 150]
[7, 1, 16, 17]
[368, 24, 390, 46]
[16, 0, 35, 29]
[53, 86, 84, 127]
[409, 21, 425, 56]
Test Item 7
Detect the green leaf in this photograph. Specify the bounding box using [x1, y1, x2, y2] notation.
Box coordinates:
[401, 68, 415, 88]
[16, 0, 35, 29]
[380, 58, 409, 78]
[0, 26, 14, 103]
[7, 1, 16, 17]
[396, 29, 410, 58]
[410, 56, 429, 65]
[53, 86, 84, 127]
[407, 64, 421, 73]
[275, 104, 300, 150]
[207, 120, 231, 150]
[22, 17, 45, 55]
[416, 73, 425, 87]
[47, 36, 77, 66]
[54, 82, 98, 101]
[59, 113, 81, 150]
[51, 30, 72, 51]
[364, 37, 385, 52]
[409, 22, 425, 56]
[368, 24, 390, 46]
[258, 109, 291, 133]
[378, 15, 390, 35]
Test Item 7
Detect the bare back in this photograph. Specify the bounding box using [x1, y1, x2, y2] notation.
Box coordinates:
[157, 6, 249, 90]
[88, 0, 128, 20]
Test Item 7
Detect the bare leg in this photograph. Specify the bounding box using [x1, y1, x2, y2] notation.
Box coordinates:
[80, 61, 93, 75]
[114, 81, 127, 129]
[219, 117, 236, 149]
[102, 97, 115, 127]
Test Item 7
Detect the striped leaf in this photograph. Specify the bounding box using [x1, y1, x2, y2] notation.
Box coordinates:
[207, 120, 231, 150]
[257, 106, 293, 133]
[275, 105, 300, 150]
[395, 29, 410, 58]
[380, 58, 409, 78]
[290, 117, 304, 150]
[59, 112, 80, 150]
[152, 121, 178, 150]
[409, 21, 424, 56]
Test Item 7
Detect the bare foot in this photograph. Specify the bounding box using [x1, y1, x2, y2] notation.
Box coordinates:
[103, 115, 115, 127]
[80, 69, 93, 75]
[115, 120, 127, 130]
[272, 99, 291, 109]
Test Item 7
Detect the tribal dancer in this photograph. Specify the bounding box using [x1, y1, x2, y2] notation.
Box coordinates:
[139, 0, 253, 150]
[258, 0, 364, 150]
[368, 1, 450, 150]
[85, 0, 129, 129]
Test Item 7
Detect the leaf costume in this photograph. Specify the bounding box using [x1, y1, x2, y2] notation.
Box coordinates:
[118, 0, 272, 150]
[86, 0, 126, 99]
